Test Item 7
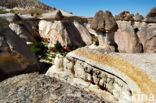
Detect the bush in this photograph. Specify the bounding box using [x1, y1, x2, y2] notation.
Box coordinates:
[95, 40, 99, 46]
[54, 41, 62, 50]
[31, 41, 48, 56]
[0, 9, 9, 14]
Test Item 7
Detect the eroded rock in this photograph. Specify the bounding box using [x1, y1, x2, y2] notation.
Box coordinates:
[0, 27, 40, 81]
[0, 73, 105, 103]
[39, 20, 92, 47]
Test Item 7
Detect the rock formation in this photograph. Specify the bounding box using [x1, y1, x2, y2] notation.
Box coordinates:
[46, 47, 156, 103]
[145, 7, 156, 23]
[39, 20, 92, 48]
[90, 10, 118, 52]
[114, 21, 143, 53]
[114, 8, 156, 53]
[0, 14, 41, 81]
[0, 73, 106, 103]
[0, 0, 53, 10]
[133, 13, 144, 22]
[115, 11, 134, 21]
[54, 10, 64, 19]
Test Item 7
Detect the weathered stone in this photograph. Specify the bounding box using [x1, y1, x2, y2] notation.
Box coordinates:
[39, 20, 92, 47]
[0, 27, 40, 81]
[144, 36, 156, 53]
[115, 21, 143, 53]
[0, 13, 21, 22]
[54, 10, 64, 19]
[145, 8, 156, 23]
[115, 11, 134, 21]
[137, 23, 156, 53]
[104, 11, 118, 32]
[0, 73, 105, 103]
[133, 13, 144, 21]
[54, 54, 64, 70]
[90, 10, 105, 32]
[74, 61, 86, 79]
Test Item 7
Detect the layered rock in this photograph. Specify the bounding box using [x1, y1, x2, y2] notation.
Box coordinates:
[0, 73, 105, 103]
[39, 20, 92, 47]
[46, 47, 156, 103]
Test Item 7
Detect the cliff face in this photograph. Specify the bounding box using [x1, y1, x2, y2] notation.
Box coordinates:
[0, 0, 53, 10]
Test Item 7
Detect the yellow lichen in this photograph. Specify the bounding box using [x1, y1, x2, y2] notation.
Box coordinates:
[74, 49, 156, 102]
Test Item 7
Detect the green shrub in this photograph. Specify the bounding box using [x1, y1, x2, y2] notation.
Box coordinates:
[54, 41, 62, 50]
[0, 9, 9, 14]
[95, 40, 99, 46]
[31, 41, 48, 56]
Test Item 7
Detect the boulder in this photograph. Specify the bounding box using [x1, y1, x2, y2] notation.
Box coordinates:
[39, 20, 92, 47]
[115, 11, 134, 21]
[0, 27, 40, 81]
[0, 73, 105, 103]
[115, 21, 143, 53]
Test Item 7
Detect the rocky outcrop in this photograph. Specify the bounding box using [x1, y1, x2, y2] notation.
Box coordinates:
[46, 47, 156, 103]
[0, 73, 106, 103]
[114, 20, 156, 53]
[145, 8, 156, 23]
[39, 20, 92, 47]
[137, 23, 156, 53]
[115, 11, 134, 21]
[133, 13, 144, 22]
[0, 14, 40, 43]
[0, 27, 40, 81]
[114, 21, 143, 53]
[90, 10, 118, 52]
[54, 10, 64, 19]
[41, 10, 76, 19]
[0, 0, 53, 10]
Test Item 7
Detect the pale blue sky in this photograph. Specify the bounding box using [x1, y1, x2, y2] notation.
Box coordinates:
[40, 0, 156, 17]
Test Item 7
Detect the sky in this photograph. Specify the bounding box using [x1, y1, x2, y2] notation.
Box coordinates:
[40, 0, 156, 17]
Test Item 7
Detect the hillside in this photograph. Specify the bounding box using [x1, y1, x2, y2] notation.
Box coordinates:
[0, 0, 54, 10]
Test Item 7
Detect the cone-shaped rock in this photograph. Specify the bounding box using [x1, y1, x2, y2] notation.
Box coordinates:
[134, 13, 144, 21]
[55, 10, 64, 19]
[147, 8, 156, 17]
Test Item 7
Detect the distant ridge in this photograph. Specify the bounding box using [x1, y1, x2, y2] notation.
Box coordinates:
[0, 0, 54, 10]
